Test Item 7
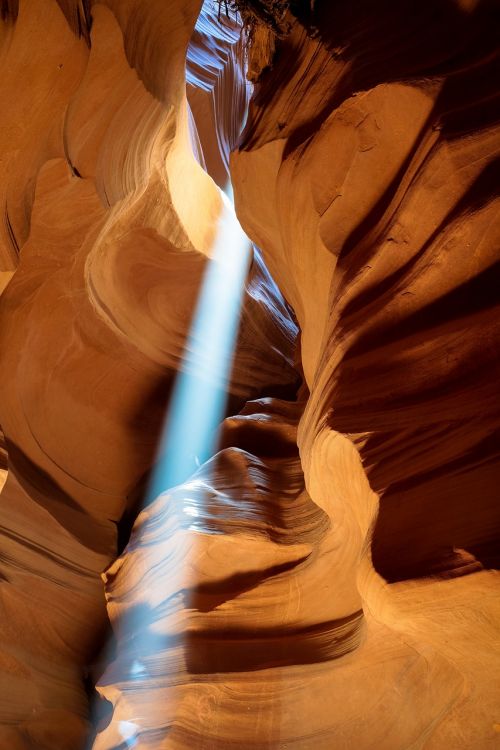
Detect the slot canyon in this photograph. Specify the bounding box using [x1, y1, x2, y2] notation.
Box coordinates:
[0, 0, 499, 748]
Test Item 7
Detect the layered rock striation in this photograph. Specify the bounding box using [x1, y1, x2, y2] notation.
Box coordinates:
[230, 0, 500, 746]
[0, 2, 296, 747]
[0, 1, 499, 749]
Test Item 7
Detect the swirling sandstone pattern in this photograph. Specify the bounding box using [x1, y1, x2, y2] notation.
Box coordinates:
[0, 0, 499, 749]
[232, 0, 500, 579]
[230, 0, 500, 747]
[0, 2, 295, 747]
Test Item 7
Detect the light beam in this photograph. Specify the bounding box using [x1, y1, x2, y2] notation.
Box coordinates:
[148, 186, 251, 499]
[110, 185, 251, 749]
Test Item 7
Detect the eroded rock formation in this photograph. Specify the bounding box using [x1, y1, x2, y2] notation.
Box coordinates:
[0, 0, 499, 748]
[230, 1, 500, 746]
[0, 3, 295, 747]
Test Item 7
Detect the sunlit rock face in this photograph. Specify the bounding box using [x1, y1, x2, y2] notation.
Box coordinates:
[0, 1, 499, 750]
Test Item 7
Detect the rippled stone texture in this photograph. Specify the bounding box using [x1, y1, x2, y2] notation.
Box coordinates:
[230, 0, 500, 747]
[0, 1, 499, 749]
[0, 2, 295, 747]
[232, 0, 500, 577]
